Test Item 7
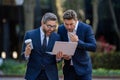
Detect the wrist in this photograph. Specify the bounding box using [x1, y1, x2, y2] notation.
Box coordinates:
[24, 51, 30, 56]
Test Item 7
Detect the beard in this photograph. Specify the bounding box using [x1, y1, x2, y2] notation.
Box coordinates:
[43, 29, 54, 36]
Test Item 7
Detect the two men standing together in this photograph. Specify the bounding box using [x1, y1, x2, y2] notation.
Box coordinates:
[22, 9, 96, 80]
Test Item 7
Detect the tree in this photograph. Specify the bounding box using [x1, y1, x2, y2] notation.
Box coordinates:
[62, 0, 85, 21]
[54, 0, 64, 23]
[23, 0, 35, 31]
[108, 0, 120, 40]
[92, 0, 99, 35]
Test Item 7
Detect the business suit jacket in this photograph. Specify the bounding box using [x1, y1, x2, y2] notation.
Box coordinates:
[21, 28, 60, 80]
[58, 21, 96, 75]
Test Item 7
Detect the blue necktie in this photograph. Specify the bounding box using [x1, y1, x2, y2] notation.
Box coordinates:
[42, 35, 47, 52]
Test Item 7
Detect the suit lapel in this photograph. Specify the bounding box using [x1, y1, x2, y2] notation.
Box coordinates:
[46, 33, 54, 51]
[65, 32, 69, 41]
[63, 27, 69, 41]
[76, 22, 81, 36]
[35, 28, 42, 51]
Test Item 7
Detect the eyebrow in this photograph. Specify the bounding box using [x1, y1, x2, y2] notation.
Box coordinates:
[65, 23, 74, 25]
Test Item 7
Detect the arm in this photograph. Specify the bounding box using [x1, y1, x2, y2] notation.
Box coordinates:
[21, 32, 32, 60]
[77, 26, 96, 52]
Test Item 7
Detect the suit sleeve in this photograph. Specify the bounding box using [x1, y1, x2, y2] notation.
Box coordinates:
[21, 32, 30, 60]
[77, 26, 96, 52]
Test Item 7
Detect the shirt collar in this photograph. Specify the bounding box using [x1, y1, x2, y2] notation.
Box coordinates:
[40, 26, 45, 37]
[74, 21, 78, 32]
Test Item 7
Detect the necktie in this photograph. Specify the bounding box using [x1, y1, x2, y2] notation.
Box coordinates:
[42, 35, 47, 52]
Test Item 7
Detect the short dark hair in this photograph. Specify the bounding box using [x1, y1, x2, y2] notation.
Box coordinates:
[63, 9, 77, 20]
[42, 12, 57, 23]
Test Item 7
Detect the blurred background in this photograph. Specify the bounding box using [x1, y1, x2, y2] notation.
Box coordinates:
[0, 0, 120, 78]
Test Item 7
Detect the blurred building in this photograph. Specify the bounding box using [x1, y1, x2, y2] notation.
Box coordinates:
[0, 0, 119, 59]
[85, 0, 120, 51]
[0, 0, 24, 58]
[97, 0, 120, 51]
[0, 0, 54, 59]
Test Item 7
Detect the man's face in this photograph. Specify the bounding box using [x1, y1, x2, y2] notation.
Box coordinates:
[42, 20, 57, 36]
[64, 19, 77, 32]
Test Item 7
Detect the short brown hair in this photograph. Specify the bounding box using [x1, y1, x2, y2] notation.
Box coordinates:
[63, 9, 77, 20]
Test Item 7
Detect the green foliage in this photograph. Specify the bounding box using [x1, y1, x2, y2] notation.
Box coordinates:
[0, 58, 120, 76]
[0, 59, 63, 76]
[57, 61, 62, 70]
[91, 52, 120, 69]
[93, 68, 120, 76]
[0, 59, 26, 75]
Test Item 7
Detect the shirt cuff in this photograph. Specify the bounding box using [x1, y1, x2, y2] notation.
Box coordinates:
[24, 52, 30, 60]
[56, 58, 62, 62]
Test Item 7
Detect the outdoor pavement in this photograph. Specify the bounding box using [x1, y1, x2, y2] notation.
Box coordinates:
[0, 77, 120, 80]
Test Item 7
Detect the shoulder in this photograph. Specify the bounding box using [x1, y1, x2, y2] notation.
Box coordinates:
[79, 21, 91, 28]
[78, 22, 94, 35]
[58, 24, 67, 34]
[52, 32, 60, 37]
[25, 28, 40, 35]
[51, 32, 61, 40]
[78, 21, 93, 32]
[58, 24, 66, 30]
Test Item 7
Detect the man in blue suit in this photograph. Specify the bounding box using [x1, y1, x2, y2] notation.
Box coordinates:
[21, 12, 60, 80]
[57, 9, 96, 80]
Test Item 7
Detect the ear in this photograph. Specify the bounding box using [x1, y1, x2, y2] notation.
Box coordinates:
[74, 18, 77, 21]
[41, 21, 44, 25]
[41, 21, 46, 27]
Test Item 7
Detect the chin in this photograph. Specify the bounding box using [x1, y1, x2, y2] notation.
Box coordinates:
[68, 30, 73, 32]
[46, 33, 51, 36]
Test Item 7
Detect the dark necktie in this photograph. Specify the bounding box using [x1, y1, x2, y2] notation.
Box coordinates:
[42, 35, 47, 52]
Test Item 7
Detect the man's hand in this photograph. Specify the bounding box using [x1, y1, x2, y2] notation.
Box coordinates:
[69, 33, 79, 42]
[63, 54, 71, 60]
[25, 43, 32, 56]
[56, 51, 72, 60]
[56, 51, 63, 59]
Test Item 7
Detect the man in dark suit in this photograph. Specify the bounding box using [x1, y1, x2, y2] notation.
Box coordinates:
[57, 9, 96, 80]
[21, 12, 60, 80]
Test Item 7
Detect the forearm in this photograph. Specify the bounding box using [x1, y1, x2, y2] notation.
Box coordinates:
[77, 40, 96, 52]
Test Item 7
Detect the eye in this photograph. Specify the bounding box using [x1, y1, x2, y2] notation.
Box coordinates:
[46, 24, 56, 29]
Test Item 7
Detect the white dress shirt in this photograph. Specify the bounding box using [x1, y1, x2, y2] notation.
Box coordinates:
[40, 27, 49, 46]
[67, 21, 78, 65]
[25, 27, 49, 59]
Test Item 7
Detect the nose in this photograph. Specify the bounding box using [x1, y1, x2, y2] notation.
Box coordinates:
[67, 25, 72, 29]
[48, 27, 55, 32]
[50, 27, 54, 31]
